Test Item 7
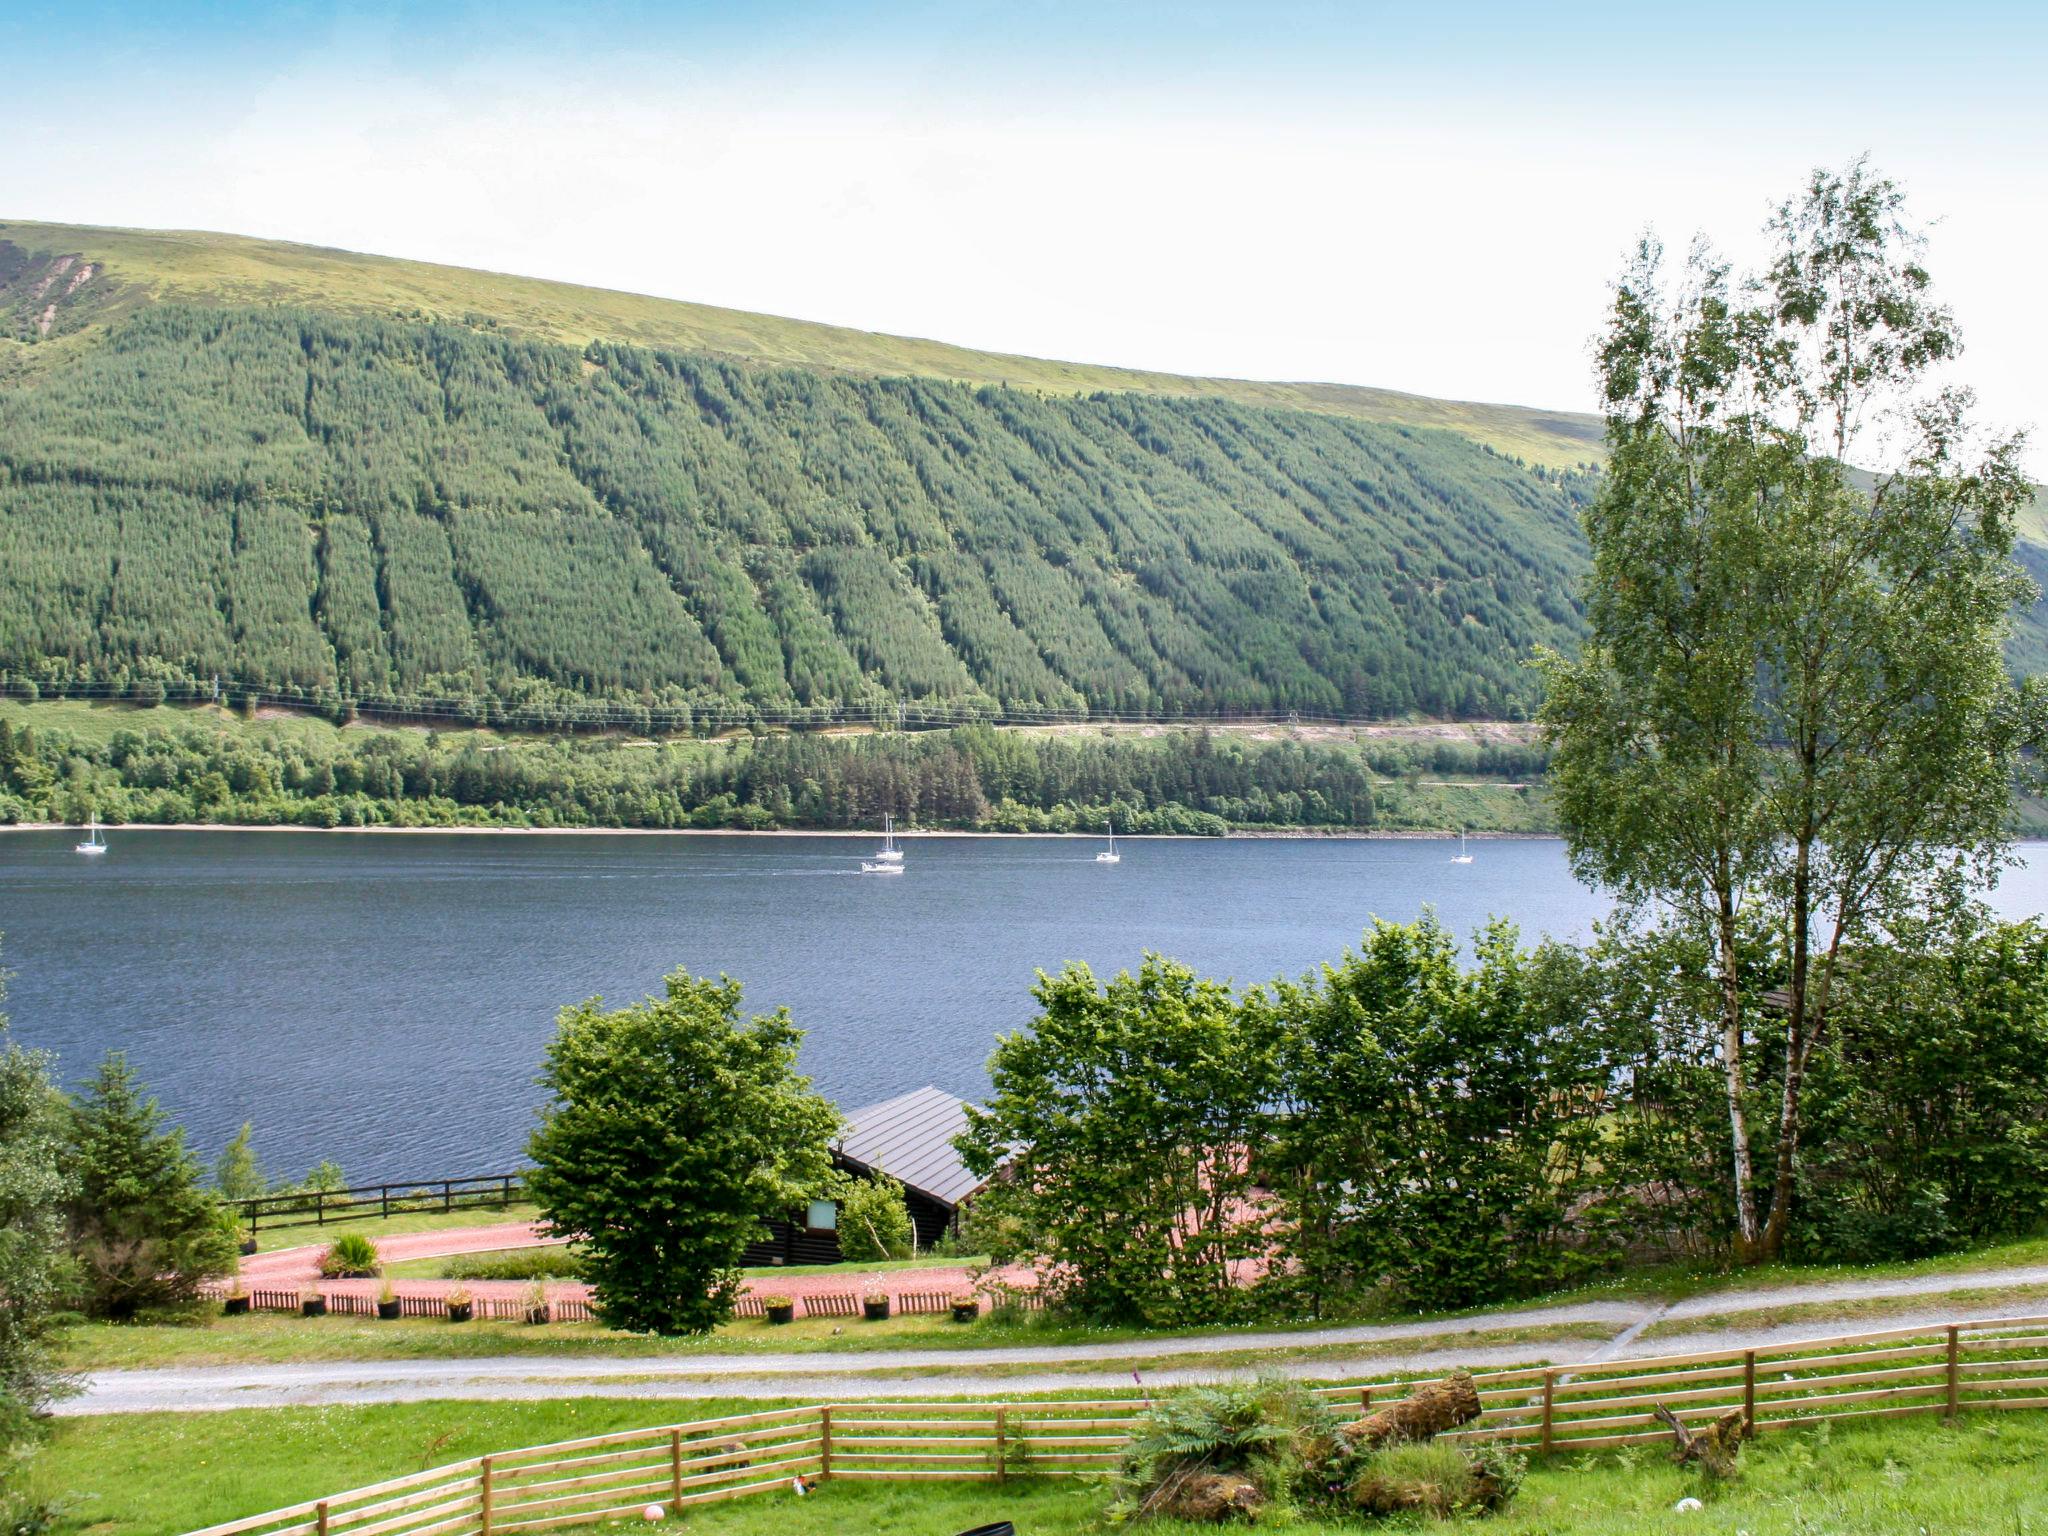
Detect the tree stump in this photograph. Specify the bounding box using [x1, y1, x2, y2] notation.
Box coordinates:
[1341, 1371, 1482, 1449]
[1145, 1468, 1265, 1521]
[1653, 1405, 1747, 1478]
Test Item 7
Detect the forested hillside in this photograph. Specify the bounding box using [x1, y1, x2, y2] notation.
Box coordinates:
[0, 304, 1593, 725]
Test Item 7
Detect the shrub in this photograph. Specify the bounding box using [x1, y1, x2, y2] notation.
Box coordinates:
[317, 1232, 380, 1277]
[836, 1173, 914, 1262]
[442, 1247, 582, 1282]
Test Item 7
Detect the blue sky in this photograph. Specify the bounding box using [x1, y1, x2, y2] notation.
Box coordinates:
[10, 1, 2047, 436]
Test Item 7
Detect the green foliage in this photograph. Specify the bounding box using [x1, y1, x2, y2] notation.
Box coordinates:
[211, 1122, 266, 1203]
[0, 701, 1561, 834]
[960, 956, 1284, 1327]
[0, 945, 75, 1494]
[296, 1161, 348, 1195]
[525, 970, 841, 1335]
[1268, 915, 1624, 1312]
[317, 1232, 380, 1278]
[1348, 1440, 1525, 1517]
[1794, 909, 2048, 1261]
[440, 1247, 583, 1283]
[1116, 1377, 1311, 1488]
[63, 1053, 236, 1319]
[1538, 160, 2041, 1260]
[0, 303, 1593, 723]
[835, 1174, 915, 1264]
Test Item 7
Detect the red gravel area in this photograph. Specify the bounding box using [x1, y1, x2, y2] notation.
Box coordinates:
[238, 1222, 1031, 1307]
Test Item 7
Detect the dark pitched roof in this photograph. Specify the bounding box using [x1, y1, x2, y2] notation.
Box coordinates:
[837, 1086, 984, 1208]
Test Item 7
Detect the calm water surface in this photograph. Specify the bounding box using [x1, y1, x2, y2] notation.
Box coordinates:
[3, 831, 2045, 1179]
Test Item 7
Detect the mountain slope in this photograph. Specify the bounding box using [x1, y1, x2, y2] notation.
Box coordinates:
[0, 220, 1604, 470]
[0, 304, 1590, 723]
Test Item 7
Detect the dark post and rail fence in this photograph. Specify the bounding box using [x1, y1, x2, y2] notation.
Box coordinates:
[232, 1173, 526, 1236]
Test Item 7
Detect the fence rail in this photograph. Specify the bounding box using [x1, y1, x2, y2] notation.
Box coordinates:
[180, 1313, 2048, 1536]
[233, 1174, 527, 1234]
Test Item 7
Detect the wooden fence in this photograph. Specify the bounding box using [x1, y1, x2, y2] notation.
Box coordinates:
[233, 1174, 526, 1235]
[180, 1312, 2048, 1536]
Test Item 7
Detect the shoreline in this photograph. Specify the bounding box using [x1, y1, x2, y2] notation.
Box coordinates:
[0, 821, 1560, 842]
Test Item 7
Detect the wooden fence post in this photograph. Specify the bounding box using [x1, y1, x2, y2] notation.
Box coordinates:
[1359, 1387, 1372, 1414]
[1946, 1326, 1961, 1421]
[315, 1501, 329, 1536]
[479, 1455, 493, 1536]
[995, 1407, 1008, 1482]
[1743, 1350, 1756, 1430]
[820, 1405, 833, 1481]
[670, 1429, 683, 1507]
[1539, 1369, 1556, 1453]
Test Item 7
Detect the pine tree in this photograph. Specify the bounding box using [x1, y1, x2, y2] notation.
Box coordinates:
[66, 1052, 236, 1317]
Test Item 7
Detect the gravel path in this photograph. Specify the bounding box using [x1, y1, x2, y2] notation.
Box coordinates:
[244, 1223, 1019, 1306]
[69, 1258, 2048, 1415]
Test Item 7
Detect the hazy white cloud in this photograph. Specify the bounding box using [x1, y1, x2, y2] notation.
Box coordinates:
[11, 29, 2045, 451]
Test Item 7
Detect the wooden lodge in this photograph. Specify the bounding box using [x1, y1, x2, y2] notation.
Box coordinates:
[740, 1086, 985, 1267]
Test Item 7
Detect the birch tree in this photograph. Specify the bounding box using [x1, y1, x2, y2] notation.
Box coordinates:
[1539, 161, 2040, 1260]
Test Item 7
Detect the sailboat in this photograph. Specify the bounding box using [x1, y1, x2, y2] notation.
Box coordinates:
[76, 815, 108, 856]
[871, 813, 904, 864]
[860, 857, 904, 875]
[1095, 820, 1121, 864]
[1449, 831, 1473, 865]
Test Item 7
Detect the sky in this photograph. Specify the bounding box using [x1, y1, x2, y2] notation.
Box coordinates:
[10, 1, 2048, 440]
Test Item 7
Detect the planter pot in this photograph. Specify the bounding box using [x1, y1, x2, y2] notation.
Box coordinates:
[222, 1295, 250, 1317]
[301, 1298, 327, 1318]
[951, 1299, 979, 1324]
[863, 1299, 891, 1322]
[377, 1300, 402, 1321]
[448, 1302, 473, 1323]
[525, 1306, 550, 1326]
[764, 1303, 795, 1325]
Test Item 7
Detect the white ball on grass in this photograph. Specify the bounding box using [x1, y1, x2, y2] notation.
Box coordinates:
[1673, 1496, 1704, 1513]
[642, 1504, 666, 1522]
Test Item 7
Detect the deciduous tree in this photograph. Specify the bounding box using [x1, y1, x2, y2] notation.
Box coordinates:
[1539, 160, 2040, 1259]
[526, 970, 840, 1335]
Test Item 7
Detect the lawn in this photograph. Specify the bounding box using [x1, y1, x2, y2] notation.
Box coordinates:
[32, 1402, 2048, 1536]
[54, 1307, 1602, 1375]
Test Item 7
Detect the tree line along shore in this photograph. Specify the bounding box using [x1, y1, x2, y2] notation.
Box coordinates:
[0, 699, 1552, 835]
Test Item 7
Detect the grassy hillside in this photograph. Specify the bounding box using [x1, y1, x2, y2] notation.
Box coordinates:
[0, 304, 1591, 723]
[0, 219, 1605, 469]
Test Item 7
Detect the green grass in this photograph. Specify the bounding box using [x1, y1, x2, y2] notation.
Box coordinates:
[31, 1396, 787, 1535]
[1638, 1280, 2048, 1340]
[31, 1401, 2048, 1535]
[1531, 1232, 2048, 1311]
[0, 219, 1604, 469]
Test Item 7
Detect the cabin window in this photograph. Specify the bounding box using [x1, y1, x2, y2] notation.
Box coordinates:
[806, 1199, 838, 1232]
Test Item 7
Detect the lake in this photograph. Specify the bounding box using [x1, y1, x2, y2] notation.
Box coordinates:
[3, 830, 2046, 1181]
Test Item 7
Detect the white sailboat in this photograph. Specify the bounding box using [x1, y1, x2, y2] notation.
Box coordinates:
[76, 815, 107, 856]
[1095, 820, 1121, 864]
[1450, 831, 1473, 865]
[872, 813, 904, 864]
